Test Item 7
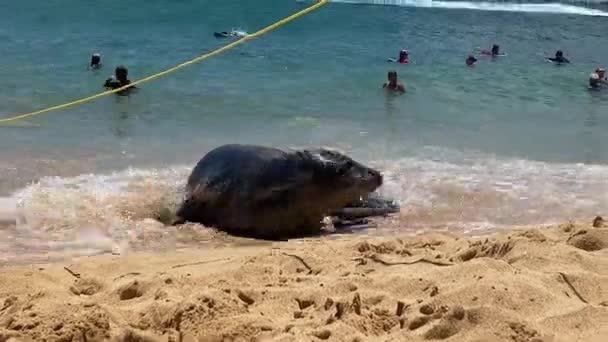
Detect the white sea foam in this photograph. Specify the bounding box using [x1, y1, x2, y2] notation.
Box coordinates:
[307, 0, 608, 16]
[1, 145, 605, 264]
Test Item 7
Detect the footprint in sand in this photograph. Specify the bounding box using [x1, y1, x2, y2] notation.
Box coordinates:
[117, 280, 145, 301]
[69, 277, 104, 296]
[409, 316, 431, 330]
[424, 319, 460, 340]
[567, 229, 608, 251]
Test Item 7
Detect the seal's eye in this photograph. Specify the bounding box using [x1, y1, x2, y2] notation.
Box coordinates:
[337, 161, 353, 176]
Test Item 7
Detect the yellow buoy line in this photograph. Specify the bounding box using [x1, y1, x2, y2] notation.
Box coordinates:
[0, 0, 328, 125]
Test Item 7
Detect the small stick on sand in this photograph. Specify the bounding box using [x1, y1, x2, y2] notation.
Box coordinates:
[352, 257, 367, 266]
[63, 266, 81, 278]
[171, 258, 230, 269]
[113, 272, 141, 281]
[335, 302, 347, 319]
[396, 301, 407, 316]
[368, 254, 453, 267]
[282, 253, 313, 274]
[352, 293, 362, 315]
[558, 272, 589, 304]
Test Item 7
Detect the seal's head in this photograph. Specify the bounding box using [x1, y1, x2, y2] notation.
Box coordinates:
[299, 148, 383, 209]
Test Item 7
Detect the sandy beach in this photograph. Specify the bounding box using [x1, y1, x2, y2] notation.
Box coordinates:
[0, 220, 606, 342]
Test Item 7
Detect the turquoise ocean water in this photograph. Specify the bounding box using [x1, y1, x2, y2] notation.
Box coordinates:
[1, 0, 608, 262]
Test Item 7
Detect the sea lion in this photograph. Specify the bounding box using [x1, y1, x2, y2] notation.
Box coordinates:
[174, 144, 384, 240]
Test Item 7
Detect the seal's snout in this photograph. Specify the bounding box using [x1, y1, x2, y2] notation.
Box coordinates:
[366, 168, 383, 188]
[175, 199, 195, 223]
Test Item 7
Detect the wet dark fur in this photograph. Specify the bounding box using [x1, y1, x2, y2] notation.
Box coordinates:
[175, 144, 383, 240]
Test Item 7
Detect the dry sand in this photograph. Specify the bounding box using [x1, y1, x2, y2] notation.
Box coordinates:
[0, 221, 607, 342]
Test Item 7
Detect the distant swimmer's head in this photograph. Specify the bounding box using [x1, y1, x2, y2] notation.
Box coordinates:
[491, 45, 500, 55]
[589, 73, 600, 88]
[596, 67, 606, 79]
[383, 70, 405, 93]
[115, 65, 129, 82]
[555, 50, 564, 58]
[466, 55, 477, 66]
[90, 53, 101, 68]
[398, 50, 409, 63]
[388, 70, 398, 83]
[104, 65, 135, 92]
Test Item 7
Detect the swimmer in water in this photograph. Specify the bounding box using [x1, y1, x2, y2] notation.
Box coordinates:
[398, 50, 409, 64]
[588, 68, 607, 89]
[89, 53, 102, 70]
[589, 73, 600, 89]
[480, 44, 502, 57]
[103, 65, 136, 95]
[596, 68, 607, 83]
[465, 55, 478, 66]
[383, 70, 405, 94]
[548, 50, 569, 64]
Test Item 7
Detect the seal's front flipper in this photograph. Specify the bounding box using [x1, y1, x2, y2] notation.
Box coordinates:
[170, 217, 187, 226]
[332, 193, 400, 220]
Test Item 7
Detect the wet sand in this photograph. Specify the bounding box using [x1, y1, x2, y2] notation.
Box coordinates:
[0, 197, 16, 225]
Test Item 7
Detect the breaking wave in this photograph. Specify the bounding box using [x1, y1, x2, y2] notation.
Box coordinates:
[303, 0, 608, 16]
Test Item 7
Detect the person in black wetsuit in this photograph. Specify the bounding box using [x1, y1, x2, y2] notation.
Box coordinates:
[548, 50, 570, 64]
[103, 65, 136, 95]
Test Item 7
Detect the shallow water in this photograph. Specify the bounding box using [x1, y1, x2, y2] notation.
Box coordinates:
[1, 0, 608, 264]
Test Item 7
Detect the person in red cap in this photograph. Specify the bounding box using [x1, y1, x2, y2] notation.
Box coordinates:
[398, 50, 409, 64]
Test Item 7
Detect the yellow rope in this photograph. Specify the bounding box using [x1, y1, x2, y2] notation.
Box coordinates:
[0, 0, 328, 125]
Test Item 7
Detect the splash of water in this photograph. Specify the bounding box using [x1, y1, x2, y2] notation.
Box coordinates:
[1, 167, 191, 265]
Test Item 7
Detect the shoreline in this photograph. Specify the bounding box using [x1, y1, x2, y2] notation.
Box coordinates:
[0, 221, 605, 341]
[0, 197, 16, 225]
